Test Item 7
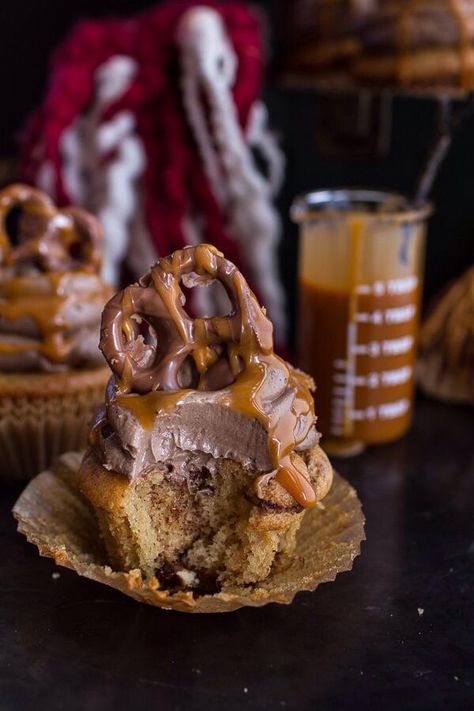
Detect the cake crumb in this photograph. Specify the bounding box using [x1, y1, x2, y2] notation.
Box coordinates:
[417, 608, 424, 616]
[176, 569, 197, 587]
[52, 572, 61, 580]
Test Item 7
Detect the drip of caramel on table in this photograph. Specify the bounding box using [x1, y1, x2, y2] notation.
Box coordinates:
[100, 244, 317, 508]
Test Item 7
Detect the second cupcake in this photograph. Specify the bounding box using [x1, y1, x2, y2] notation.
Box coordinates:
[0, 184, 112, 481]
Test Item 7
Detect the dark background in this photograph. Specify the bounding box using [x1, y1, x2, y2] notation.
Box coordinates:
[1, 0, 474, 329]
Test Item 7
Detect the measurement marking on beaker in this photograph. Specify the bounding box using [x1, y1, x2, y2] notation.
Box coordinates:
[356, 281, 386, 296]
[381, 335, 414, 356]
[333, 359, 348, 370]
[387, 276, 418, 295]
[333, 366, 412, 388]
[340, 320, 358, 437]
[355, 304, 416, 325]
[378, 399, 410, 419]
[385, 304, 416, 324]
[355, 310, 383, 324]
[351, 341, 381, 357]
[351, 399, 410, 422]
[351, 407, 377, 422]
[355, 276, 418, 297]
[351, 336, 414, 357]
[381, 366, 412, 386]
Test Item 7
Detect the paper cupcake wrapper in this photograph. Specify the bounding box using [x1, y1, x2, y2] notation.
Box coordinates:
[0, 380, 106, 483]
[417, 354, 474, 405]
[13, 452, 365, 613]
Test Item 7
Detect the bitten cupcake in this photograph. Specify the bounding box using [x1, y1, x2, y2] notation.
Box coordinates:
[77, 244, 333, 592]
[0, 184, 112, 481]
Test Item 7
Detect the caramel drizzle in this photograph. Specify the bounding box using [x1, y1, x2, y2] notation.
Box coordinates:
[104, 244, 317, 508]
[0, 183, 103, 273]
[0, 272, 111, 364]
[0, 184, 109, 366]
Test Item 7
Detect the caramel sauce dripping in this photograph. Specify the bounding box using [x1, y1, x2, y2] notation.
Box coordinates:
[0, 273, 111, 364]
[0, 273, 74, 362]
[217, 359, 317, 507]
[105, 244, 317, 508]
[0, 184, 108, 367]
[115, 359, 317, 507]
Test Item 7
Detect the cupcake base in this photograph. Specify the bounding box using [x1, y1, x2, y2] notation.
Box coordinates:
[0, 368, 109, 482]
[12, 452, 365, 613]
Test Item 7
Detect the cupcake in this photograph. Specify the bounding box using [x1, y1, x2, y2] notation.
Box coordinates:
[418, 266, 474, 404]
[287, 0, 373, 75]
[354, 0, 474, 89]
[77, 243, 333, 591]
[0, 184, 112, 481]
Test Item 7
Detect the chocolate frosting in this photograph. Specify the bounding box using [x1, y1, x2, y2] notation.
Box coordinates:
[92, 376, 318, 483]
[95, 244, 320, 507]
[0, 184, 111, 371]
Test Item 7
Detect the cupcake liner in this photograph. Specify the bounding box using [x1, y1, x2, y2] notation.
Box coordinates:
[13, 452, 365, 613]
[417, 354, 474, 405]
[0, 369, 108, 483]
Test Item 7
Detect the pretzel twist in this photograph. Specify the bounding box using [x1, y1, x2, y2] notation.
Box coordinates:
[0, 184, 102, 273]
[100, 244, 273, 393]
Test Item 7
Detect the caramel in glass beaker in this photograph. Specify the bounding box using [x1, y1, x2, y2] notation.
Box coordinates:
[292, 190, 432, 454]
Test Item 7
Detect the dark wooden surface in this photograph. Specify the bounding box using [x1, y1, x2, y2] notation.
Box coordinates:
[1, 395, 473, 711]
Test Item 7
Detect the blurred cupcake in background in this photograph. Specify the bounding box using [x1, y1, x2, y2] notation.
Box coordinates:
[285, 0, 376, 76]
[0, 184, 112, 482]
[418, 266, 474, 405]
[354, 0, 474, 89]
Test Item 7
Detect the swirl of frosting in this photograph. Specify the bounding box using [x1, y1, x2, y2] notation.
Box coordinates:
[97, 244, 319, 507]
[0, 184, 111, 371]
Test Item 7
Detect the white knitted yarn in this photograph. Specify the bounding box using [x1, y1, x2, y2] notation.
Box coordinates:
[177, 7, 287, 337]
[59, 55, 150, 285]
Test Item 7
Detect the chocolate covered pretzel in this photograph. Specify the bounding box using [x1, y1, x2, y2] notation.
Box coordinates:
[100, 243, 273, 394]
[99, 243, 319, 507]
[0, 184, 102, 273]
[0, 184, 111, 371]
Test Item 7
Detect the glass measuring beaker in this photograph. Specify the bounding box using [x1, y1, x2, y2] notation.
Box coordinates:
[291, 189, 432, 455]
